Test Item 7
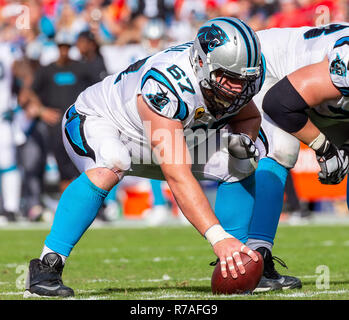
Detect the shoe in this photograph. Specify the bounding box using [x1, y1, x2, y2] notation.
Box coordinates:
[143, 205, 171, 226]
[99, 201, 121, 222]
[253, 247, 302, 292]
[24, 253, 74, 298]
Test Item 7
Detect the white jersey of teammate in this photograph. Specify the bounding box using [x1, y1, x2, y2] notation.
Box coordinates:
[253, 23, 349, 168]
[63, 42, 263, 182]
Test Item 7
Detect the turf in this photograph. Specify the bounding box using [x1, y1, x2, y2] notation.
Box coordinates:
[1, 224, 349, 300]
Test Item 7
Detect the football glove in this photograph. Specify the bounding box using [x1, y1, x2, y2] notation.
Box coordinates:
[316, 141, 349, 185]
[228, 133, 259, 160]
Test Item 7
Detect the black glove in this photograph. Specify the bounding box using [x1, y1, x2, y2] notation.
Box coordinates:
[228, 133, 259, 160]
[315, 141, 349, 185]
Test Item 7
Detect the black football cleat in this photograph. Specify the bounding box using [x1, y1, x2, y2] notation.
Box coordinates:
[24, 253, 74, 298]
[253, 247, 302, 293]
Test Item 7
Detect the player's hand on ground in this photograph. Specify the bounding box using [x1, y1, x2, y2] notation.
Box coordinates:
[213, 238, 258, 279]
[316, 143, 349, 185]
[228, 133, 259, 160]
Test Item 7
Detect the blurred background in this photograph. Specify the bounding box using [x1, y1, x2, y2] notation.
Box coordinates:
[0, 0, 348, 227]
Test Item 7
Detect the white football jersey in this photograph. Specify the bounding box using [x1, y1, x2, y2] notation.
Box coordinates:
[0, 42, 21, 112]
[257, 23, 349, 120]
[75, 41, 264, 146]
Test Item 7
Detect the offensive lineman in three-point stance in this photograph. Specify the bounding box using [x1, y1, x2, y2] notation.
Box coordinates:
[24, 17, 264, 297]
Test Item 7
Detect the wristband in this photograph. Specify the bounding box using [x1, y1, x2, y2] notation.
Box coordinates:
[308, 132, 331, 156]
[204, 224, 234, 246]
[308, 132, 326, 151]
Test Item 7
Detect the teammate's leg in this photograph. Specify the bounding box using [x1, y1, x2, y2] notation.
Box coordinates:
[239, 105, 303, 291]
[247, 157, 288, 250]
[215, 173, 256, 243]
[143, 179, 171, 225]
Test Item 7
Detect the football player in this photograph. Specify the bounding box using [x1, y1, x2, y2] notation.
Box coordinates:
[243, 23, 349, 292]
[24, 17, 265, 297]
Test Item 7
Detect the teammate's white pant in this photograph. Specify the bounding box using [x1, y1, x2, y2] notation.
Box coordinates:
[253, 76, 301, 169]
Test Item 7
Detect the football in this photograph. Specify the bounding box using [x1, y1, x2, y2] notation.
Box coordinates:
[211, 251, 264, 294]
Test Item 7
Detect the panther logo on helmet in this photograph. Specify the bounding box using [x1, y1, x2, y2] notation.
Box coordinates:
[197, 24, 230, 54]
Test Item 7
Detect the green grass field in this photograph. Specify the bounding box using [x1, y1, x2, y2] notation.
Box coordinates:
[1, 223, 349, 300]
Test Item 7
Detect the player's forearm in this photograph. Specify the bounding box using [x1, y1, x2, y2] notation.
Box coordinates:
[229, 114, 261, 142]
[292, 119, 321, 146]
[228, 101, 261, 141]
[163, 166, 219, 236]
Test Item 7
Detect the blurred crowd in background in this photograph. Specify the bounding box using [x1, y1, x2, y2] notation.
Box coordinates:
[0, 0, 348, 226]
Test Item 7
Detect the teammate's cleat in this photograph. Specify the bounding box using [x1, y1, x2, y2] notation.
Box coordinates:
[24, 253, 74, 298]
[253, 247, 302, 292]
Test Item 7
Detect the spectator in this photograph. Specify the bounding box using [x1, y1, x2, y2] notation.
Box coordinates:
[55, 2, 88, 37]
[76, 30, 108, 81]
[267, 0, 312, 28]
[18, 31, 97, 221]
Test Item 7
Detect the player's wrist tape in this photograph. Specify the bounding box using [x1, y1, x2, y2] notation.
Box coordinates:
[308, 132, 333, 156]
[204, 224, 234, 246]
[308, 132, 327, 152]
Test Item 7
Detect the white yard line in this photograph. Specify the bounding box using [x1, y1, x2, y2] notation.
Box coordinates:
[265, 290, 349, 298]
[2, 288, 349, 299]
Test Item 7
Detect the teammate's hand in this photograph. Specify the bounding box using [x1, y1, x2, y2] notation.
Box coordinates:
[212, 238, 258, 279]
[228, 133, 259, 160]
[316, 142, 349, 185]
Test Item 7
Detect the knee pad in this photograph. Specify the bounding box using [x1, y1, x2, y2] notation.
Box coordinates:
[263, 76, 309, 133]
[260, 113, 300, 169]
